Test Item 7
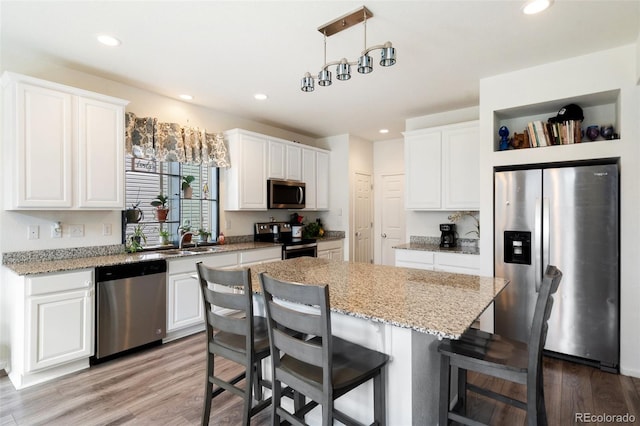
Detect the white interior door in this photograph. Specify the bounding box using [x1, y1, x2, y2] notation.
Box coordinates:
[381, 174, 405, 265]
[354, 172, 373, 263]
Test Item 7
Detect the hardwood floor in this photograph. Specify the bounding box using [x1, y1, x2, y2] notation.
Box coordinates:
[1, 332, 639, 425]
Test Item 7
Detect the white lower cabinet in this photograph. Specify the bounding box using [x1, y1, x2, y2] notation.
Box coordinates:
[165, 252, 237, 341]
[394, 250, 435, 270]
[238, 246, 282, 267]
[6, 268, 93, 389]
[165, 247, 280, 342]
[395, 249, 479, 275]
[318, 240, 344, 261]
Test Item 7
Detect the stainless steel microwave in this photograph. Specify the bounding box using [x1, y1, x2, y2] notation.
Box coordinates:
[267, 179, 305, 209]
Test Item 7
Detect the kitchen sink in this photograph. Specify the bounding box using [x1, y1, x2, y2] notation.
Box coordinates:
[160, 249, 195, 255]
[158, 246, 221, 256]
[184, 246, 221, 253]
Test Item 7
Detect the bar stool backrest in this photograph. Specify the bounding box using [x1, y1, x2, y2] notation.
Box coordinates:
[260, 272, 333, 404]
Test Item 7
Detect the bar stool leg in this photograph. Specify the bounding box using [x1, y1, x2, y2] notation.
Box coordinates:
[439, 355, 451, 426]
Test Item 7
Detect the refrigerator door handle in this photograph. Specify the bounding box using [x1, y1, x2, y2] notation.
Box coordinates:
[534, 197, 542, 292]
[542, 197, 550, 282]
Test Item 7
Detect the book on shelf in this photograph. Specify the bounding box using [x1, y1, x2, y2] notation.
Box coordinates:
[525, 120, 582, 147]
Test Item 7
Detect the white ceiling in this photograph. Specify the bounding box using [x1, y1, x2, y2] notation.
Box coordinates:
[2, 1, 638, 142]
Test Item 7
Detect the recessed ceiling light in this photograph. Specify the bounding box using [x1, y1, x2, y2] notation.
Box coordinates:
[254, 93, 268, 101]
[97, 34, 121, 47]
[179, 94, 193, 101]
[522, 0, 553, 15]
[379, 129, 389, 134]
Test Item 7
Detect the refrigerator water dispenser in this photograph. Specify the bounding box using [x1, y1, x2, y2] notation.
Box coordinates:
[503, 231, 531, 265]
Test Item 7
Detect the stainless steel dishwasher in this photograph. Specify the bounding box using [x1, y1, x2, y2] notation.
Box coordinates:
[95, 260, 167, 360]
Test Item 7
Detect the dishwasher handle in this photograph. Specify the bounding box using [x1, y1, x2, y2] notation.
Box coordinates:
[96, 260, 167, 282]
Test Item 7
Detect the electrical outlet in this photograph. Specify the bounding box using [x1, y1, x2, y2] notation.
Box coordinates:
[103, 223, 112, 236]
[51, 222, 62, 238]
[225, 220, 231, 230]
[27, 225, 39, 240]
[70, 224, 84, 238]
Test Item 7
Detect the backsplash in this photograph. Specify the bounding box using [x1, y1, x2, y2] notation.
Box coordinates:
[3, 244, 125, 264]
[410, 235, 479, 247]
[2, 231, 345, 265]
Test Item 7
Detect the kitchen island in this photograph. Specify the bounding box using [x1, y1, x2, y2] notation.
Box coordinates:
[250, 257, 509, 425]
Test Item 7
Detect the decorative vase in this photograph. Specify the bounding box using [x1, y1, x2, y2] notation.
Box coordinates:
[586, 125, 599, 141]
[600, 125, 614, 140]
[181, 232, 192, 244]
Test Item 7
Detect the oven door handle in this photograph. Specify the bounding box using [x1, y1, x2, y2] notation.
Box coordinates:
[284, 243, 318, 250]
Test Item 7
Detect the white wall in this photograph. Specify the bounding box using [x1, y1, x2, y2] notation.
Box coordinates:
[373, 138, 404, 264]
[636, 30, 640, 84]
[0, 54, 320, 253]
[479, 44, 640, 377]
[318, 135, 350, 259]
[406, 106, 478, 131]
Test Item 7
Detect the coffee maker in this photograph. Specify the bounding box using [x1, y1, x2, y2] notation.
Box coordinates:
[440, 223, 457, 248]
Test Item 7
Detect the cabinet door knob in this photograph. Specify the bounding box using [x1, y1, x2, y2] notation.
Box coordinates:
[381, 233, 387, 238]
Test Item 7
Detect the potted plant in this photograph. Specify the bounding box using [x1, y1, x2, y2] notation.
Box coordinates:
[198, 228, 211, 243]
[182, 175, 195, 199]
[150, 194, 170, 222]
[128, 224, 147, 252]
[125, 189, 144, 223]
[159, 229, 171, 246]
[125, 200, 144, 224]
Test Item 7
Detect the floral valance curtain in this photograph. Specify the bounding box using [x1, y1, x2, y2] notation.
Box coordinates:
[124, 112, 230, 167]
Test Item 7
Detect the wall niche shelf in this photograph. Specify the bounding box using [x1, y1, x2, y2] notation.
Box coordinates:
[493, 89, 620, 153]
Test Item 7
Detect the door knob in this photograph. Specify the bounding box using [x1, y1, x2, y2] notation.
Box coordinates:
[381, 233, 387, 238]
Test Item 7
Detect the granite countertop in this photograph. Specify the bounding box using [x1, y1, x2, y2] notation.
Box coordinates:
[393, 242, 480, 256]
[251, 257, 508, 339]
[4, 242, 281, 276]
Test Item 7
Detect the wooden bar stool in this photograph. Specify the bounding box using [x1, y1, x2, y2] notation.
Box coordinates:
[438, 265, 562, 426]
[259, 272, 390, 426]
[196, 263, 271, 426]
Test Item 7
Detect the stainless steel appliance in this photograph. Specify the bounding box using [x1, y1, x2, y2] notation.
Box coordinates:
[440, 223, 456, 248]
[95, 260, 167, 360]
[267, 179, 305, 209]
[494, 162, 619, 372]
[255, 221, 317, 259]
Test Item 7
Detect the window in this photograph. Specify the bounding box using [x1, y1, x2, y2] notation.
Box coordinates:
[124, 155, 219, 247]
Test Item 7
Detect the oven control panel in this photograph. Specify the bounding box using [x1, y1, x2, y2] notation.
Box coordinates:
[255, 222, 293, 243]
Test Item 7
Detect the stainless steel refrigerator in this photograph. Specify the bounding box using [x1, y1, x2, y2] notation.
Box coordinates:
[494, 162, 619, 372]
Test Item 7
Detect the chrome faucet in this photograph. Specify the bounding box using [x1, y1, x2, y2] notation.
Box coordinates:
[179, 232, 195, 249]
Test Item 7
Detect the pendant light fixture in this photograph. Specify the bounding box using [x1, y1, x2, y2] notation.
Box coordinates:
[300, 6, 396, 92]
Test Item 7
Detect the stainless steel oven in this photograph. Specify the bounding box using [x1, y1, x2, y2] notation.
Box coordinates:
[255, 221, 317, 259]
[282, 241, 317, 259]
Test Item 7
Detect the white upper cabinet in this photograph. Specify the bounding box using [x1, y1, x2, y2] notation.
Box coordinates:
[2, 72, 128, 210]
[442, 124, 480, 209]
[302, 147, 330, 211]
[286, 144, 302, 181]
[268, 139, 302, 181]
[404, 130, 441, 209]
[224, 129, 268, 210]
[404, 121, 479, 210]
[226, 128, 329, 211]
[77, 96, 125, 208]
[268, 140, 286, 179]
